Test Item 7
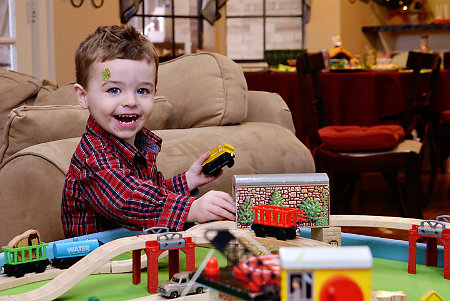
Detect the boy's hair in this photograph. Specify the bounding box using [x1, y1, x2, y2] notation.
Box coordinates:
[75, 25, 159, 89]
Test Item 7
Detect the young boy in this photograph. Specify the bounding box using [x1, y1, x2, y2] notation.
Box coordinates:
[62, 25, 235, 238]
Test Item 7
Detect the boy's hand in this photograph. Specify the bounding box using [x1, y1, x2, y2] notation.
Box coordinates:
[186, 191, 236, 223]
[185, 151, 221, 191]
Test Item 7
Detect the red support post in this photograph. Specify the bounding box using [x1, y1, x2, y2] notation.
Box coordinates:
[168, 249, 180, 279]
[184, 237, 196, 271]
[145, 240, 162, 294]
[132, 249, 142, 285]
[426, 237, 438, 267]
[408, 225, 419, 275]
[442, 229, 450, 280]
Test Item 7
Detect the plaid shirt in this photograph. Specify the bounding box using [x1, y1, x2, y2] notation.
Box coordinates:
[62, 116, 195, 237]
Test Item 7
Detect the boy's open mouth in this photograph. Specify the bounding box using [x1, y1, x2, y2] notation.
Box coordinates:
[114, 114, 139, 124]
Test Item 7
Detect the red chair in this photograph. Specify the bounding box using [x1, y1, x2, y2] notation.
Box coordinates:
[296, 51, 441, 217]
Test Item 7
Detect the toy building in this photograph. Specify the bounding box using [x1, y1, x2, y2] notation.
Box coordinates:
[279, 246, 373, 301]
[420, 289, 445, 301]
[233, 173, 330, 229]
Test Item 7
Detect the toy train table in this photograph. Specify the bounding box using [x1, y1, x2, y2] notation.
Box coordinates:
[0, 218, 449, 300]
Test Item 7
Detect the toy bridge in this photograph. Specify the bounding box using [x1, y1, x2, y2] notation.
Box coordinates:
[408, 215, 450, 279]
[133, 232, 196, 294]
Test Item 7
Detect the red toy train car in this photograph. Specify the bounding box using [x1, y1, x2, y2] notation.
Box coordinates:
[251, 205, 307, 240]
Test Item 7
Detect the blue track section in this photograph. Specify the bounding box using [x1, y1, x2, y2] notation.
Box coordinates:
[0, 228, 141, 275]
[299, 228, 445, 267]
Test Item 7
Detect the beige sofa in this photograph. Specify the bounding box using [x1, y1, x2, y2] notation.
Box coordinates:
[0, 52, 315, 246]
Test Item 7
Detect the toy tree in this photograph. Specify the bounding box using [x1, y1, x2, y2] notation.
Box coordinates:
[298, 197, 324, 225]
[238, 197, 254, 225]
[268, 188, 284, 207]
[315, 187, 329, 226]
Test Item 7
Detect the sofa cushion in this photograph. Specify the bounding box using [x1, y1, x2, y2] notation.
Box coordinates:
[318, 125, 406, 151]
[144, 96, 174, 130]
[245, 91, 295, 133]
[439, 109, 450, 124]
[34, 83, 78, 105]
[157, 52, 248, 129]
[0, 105, 89, 163]
[0, 69, 58, 147]
[0, 96, 173, 163]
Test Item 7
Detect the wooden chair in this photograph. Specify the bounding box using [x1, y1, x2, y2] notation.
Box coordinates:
[296, 51, 441, 218]
[437, 52, 450, 174]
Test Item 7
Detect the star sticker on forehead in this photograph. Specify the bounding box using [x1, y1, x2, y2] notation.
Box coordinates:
[102, 68, 111, 81]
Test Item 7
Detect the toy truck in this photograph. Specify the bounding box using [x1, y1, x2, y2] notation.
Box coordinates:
[157, 271, 205, 298]
[202, 144, 235, 176]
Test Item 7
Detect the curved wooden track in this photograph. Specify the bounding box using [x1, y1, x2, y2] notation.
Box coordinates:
[0, 221, 328, 301]
[329, 215, 450, 230]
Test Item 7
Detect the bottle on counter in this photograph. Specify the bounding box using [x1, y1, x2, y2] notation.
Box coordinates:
[419, 35, 431, 52]
[321, 49, 330, 70]
[363, 46, 377, 69]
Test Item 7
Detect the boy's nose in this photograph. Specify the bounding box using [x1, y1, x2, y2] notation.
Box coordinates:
[122, 94, 138, 106]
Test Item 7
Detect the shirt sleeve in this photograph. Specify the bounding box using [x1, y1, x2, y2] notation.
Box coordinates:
[79, 150, 195, 231]
[165, 172, 191, 195]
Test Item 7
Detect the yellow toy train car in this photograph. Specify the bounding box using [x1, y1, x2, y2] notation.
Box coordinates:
[279, 246, 373, 301]
[202, 144, 235, 176]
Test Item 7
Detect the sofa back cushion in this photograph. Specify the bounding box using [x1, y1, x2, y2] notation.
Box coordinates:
[0, 96, 173, 163]
[157, 52, 248, 129]
[34, 83, 78, 105]
[0, 105, 88, 163]
[0, 69, 58, 148]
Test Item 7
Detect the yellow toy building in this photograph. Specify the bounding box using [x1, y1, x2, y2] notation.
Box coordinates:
[279, 246, 372, 301]
[420, 289, 445, 301]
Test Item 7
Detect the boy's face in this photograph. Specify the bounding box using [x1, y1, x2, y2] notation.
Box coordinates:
[74, 59, 156, 145]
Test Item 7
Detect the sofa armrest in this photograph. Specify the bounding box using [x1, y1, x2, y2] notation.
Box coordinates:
[0, 137, 79, 246]
[245, 91, 295, 133]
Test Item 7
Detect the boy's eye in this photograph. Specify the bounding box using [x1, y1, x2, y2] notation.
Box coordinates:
[137, 88, 150, 95]
[108, 87, 120, 94]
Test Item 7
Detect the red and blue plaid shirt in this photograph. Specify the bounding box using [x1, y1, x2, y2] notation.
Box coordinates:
[62, 116, 195, 237]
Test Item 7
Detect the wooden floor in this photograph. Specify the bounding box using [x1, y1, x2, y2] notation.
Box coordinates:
[340, 169, 450, 241]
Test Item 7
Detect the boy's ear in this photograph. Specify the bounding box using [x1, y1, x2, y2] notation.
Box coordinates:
[74, 83, 89, 109]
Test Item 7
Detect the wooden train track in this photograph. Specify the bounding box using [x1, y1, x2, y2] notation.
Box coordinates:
[330, 215, 450, 230]
[331, 215, 420, 230]
[2, 215, 448, 300]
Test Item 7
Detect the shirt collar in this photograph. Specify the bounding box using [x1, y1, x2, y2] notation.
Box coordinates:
[86, 115, 162, 164]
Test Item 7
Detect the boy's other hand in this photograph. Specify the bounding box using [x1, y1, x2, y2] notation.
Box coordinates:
[186, 151, 222, 191]
[186, 190, 236, 223]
